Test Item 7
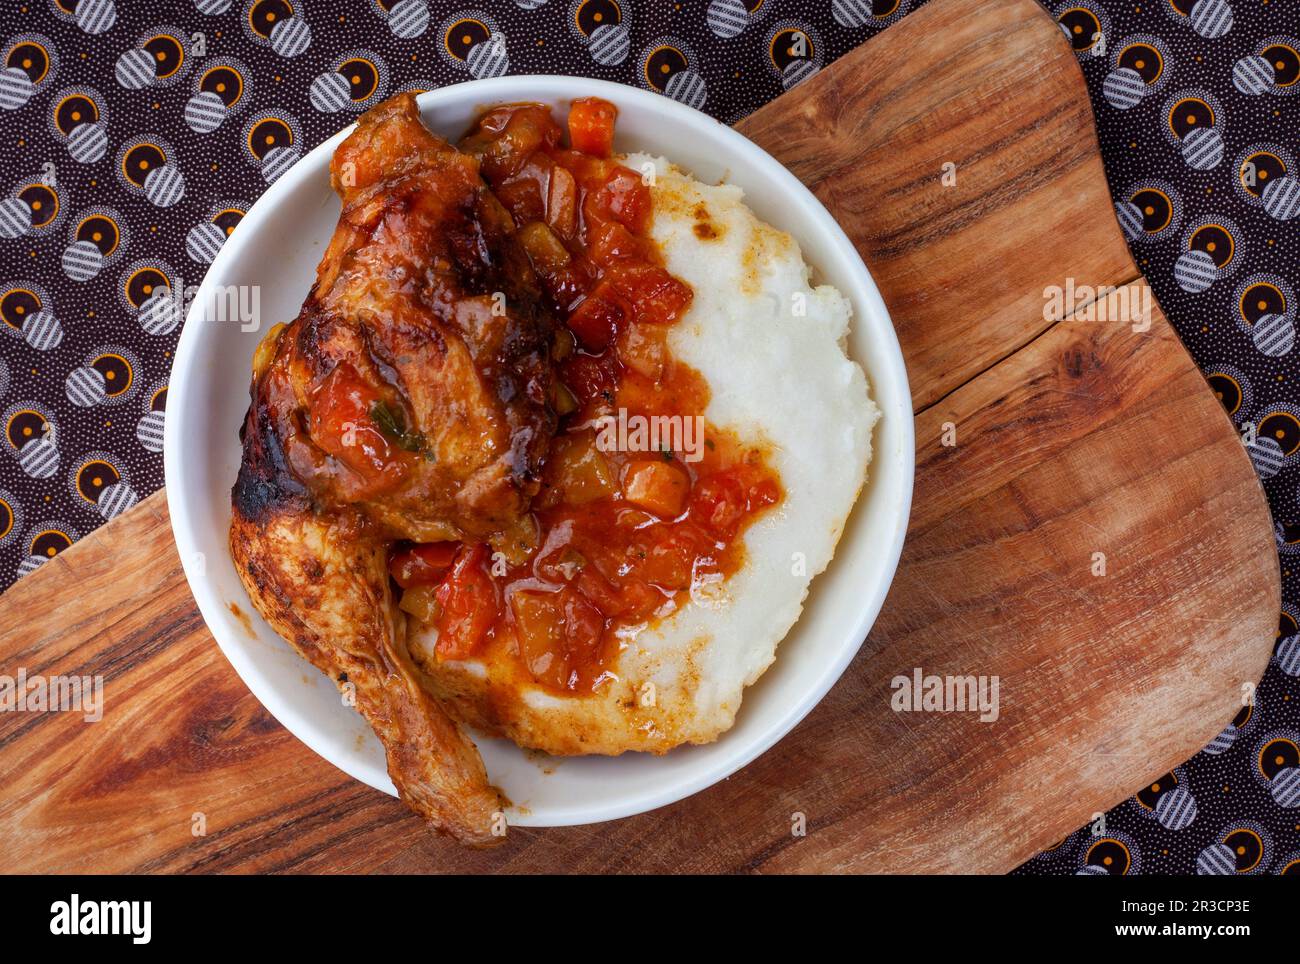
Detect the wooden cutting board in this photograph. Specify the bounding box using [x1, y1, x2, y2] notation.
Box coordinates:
[0, 0, 1279, 873]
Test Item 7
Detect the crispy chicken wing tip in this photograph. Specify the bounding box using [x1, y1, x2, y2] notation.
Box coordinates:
[230, 501, 507, 845]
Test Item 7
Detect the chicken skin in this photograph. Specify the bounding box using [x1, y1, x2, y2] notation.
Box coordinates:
[230, 94, 558, 843]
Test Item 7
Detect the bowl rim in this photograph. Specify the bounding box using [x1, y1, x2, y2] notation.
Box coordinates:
[165, 74, 914, 827]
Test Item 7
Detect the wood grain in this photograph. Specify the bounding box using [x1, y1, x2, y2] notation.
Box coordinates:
[736, 0, 1136, 409]
[0, 0, 1280, 873]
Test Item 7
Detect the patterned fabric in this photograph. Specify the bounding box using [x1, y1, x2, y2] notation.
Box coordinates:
[0, 0, 1295, 874]
[1019, 0, 1300, 877]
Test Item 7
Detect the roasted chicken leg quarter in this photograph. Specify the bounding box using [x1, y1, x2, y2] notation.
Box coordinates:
[230, 93, 559, 844]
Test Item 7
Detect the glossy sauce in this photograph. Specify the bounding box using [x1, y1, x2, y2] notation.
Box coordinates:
[389, 99, 782, 694]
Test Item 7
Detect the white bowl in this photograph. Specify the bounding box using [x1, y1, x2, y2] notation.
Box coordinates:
[165, 76, 913, 827]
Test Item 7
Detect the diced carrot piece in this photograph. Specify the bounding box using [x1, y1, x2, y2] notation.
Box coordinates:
[612, 368, 665, 417]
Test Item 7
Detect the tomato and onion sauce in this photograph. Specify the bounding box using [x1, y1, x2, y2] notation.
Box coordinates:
[388, 98, 782, 694]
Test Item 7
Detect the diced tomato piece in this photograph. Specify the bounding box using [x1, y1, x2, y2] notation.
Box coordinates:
[728, 460, 783, 514]
[618, 577, 663, 621]
[559, 585, 605, 663]
[746, 476, 781, 512]
[568, 98, 618, 158]
[389, 542, 461, 589]
[586, 220, 650, 264]
[623, 459, 690, 518]
[491, 171, 543, 223]
[691, 472, 749, 540]
[636, 529, 705, 591]
[605, 261, 693, 326]
[534, 542, 587, 584]
[469, 105, 562, 181]
[566, 283, 625, 351]
[589, 166, 650, 233]
[616, 322, 667, 380]
[575, 566, 661, 621]
[560, 350, 621, 405]
[510, 585, 605, 690]
[573, 565, 620, 615]
[540, 257, 596, 313]
[308, 362, 410, 496]
[433, 544, 497, 660]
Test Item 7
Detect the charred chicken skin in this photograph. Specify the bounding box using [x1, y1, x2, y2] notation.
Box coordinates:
[230, 94, 557, 844]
